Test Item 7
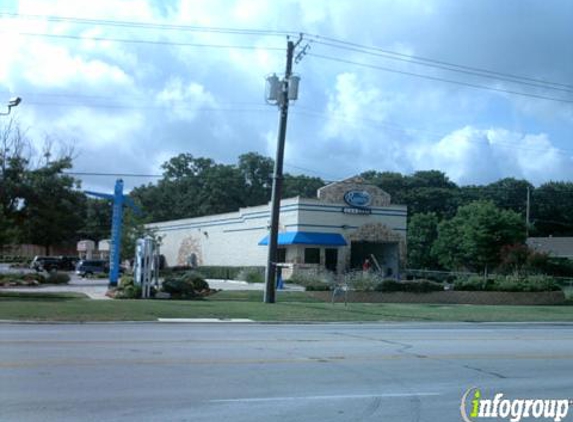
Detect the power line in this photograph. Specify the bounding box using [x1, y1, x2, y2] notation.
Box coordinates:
[6, 11, 572, 93]
[64, 171, 162, 178]
[8, 31, 284, 50]
[0, 12, 295, 37]
[311, 40, 573, 94]
[308, 53, 573, 104]
[307, 35, 573, 91]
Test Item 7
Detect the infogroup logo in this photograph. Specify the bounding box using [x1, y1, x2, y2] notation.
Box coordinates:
[460, 387, 572, 422]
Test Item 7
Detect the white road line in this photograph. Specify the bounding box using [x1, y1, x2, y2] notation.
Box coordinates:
[157, 318, 254, 323]
[210, 392, 441, 403]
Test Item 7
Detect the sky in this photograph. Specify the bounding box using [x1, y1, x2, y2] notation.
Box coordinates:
[0, 0, 572, 193]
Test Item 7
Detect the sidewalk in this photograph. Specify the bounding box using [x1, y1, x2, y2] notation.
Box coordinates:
[1, 277, 304, 299]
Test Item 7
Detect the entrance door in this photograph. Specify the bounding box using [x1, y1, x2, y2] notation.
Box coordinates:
[350, 241, 399, 276]
[325, 248, 338, 272]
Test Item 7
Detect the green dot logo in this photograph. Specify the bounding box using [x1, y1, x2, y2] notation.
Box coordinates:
[461, 387, 480, 422]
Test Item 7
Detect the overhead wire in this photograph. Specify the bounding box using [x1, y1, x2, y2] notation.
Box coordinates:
[307, 36, 573, 90]
[307, 53, 573, 104]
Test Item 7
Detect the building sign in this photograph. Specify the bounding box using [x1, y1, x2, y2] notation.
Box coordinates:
[342, 207, 371, 215]
[343, 190, 372, 208]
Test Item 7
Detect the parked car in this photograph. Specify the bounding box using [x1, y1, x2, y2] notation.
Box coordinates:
[30, 256, 67, 272]
[75, 259, 109, 278]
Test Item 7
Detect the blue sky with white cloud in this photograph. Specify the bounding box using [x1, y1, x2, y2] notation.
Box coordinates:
[1, 0, 572, 192]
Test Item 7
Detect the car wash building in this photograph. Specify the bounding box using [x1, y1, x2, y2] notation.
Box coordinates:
[148, 176, 407, 278]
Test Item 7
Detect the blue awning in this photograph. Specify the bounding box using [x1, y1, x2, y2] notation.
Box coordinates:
[258, 231, 347, 246]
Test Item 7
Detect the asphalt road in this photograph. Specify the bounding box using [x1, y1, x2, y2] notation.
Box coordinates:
[1, 322, 573, 422]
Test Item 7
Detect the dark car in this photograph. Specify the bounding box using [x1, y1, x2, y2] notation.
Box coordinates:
[57, 256, 80, 271]
[30, 256, 66, 272]
[75, 259, 109, 278]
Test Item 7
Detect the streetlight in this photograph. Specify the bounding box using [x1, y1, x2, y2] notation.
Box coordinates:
[0, 97, 22, 116]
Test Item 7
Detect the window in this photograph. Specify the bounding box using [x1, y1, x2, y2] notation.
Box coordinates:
[277, 248, 286, 263]
[304, 248, 320, 264]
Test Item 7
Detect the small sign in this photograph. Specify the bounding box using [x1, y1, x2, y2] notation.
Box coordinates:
[343, 190, 372, 208]
[342, 207, 371, 215]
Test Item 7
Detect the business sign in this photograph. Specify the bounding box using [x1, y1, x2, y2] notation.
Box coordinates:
[342, 207, 371, 215]
[343, 190, 372, 208]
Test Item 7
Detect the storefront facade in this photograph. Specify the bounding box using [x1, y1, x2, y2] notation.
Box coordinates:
[148, 177, 407, 276]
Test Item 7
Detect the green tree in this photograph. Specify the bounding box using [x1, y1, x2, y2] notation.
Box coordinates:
[531, 181, 573, 236]
[237, 152, 273, 206]
[432, 201, 526, 272]
[407, 212, 440, 269]
[282, 174, 324, 198]
[78, 197, 113, 242]
[0, 119, 27, 250]
[19, 158, 85, 254]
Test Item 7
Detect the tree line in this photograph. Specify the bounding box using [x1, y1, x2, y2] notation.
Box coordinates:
[1, 120, 572, 268]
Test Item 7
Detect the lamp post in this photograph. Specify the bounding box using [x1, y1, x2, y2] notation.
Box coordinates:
[0, 97, 22, 116]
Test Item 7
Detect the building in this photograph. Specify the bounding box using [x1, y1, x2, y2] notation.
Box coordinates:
[148, 177, 407, 277]
[527, 237, 573, 260]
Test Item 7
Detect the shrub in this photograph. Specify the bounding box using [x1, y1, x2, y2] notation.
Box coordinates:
[45, 272, 70, 284]
[160, 265, 265, 281]
[114, 276, 143, 299]
[375, 279, 444, 293]
[454, 275, 560, 292]
[305, 284, 331, 291]
[454, 276, 491, 291]
[290, 270, 334, 291]
[344, 271, 384, 291]
[161, 271, 210, 299]
[237, 267, 264, 283]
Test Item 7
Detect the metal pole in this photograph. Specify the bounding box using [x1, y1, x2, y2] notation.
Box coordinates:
[264, 40, 295, 304]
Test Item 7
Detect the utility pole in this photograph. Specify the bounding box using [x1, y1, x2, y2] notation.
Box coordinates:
[526, 186, 531, 238]
[263, 38, 299, 304]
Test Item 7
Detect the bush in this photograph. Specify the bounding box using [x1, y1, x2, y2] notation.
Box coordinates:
[114, 276, 143, 299]
[305, 284, 331, 291]
[160, 265, 265, 281]
[161, 271, 210, 299]
[237, 267, 264, 283]
[344, 271, 384, 291]
[454, 275, 560, 292]
[290, 270, 334, 291]
[375, 279, 444, 293]
[45, 272, 70, 284]
[454, 276, 491, 291]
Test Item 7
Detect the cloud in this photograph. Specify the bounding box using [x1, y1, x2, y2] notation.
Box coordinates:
[0, 0, 572, 193]
[407, 126, 572, 186]
[155, 78, 217, 121]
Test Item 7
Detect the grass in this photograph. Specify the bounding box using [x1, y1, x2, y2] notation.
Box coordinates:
[0, 290, 572, 322]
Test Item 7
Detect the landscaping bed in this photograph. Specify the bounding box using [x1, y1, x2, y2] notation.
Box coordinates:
[308, 290, 567, 305]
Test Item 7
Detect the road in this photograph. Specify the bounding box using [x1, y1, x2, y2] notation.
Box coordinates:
[1, 322, 573, 422]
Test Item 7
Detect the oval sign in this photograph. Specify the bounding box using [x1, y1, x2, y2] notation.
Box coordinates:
[343, 190, 371, 208]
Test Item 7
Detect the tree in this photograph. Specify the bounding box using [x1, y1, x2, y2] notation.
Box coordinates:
[407, 212, 440, 269]
[531, 181, 573, 236]
[19, 158, 85, 254]
[282, 174, 324, 198]
[432, 201, 526, 272]
[0, 118, 28, 250]
[237, 152, 273, 206]
[78, 198, 113, 242]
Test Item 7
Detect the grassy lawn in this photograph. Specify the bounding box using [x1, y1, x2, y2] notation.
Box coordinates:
[0, 290, 572, 322]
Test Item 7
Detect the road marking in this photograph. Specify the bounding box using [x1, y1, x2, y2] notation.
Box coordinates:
[157, 318, 254, 323]
[210, 392, 441, 403]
